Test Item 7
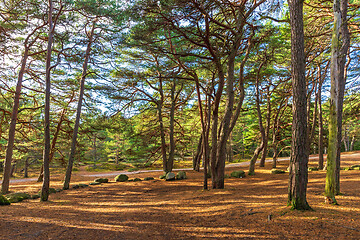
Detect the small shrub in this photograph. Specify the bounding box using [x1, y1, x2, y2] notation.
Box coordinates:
[144, 177, 154, 181]
[230, 170, 245, 178]
[133, 178, 142, 182]
[176, 171, 187, 180]
[127, 167, 139, 172]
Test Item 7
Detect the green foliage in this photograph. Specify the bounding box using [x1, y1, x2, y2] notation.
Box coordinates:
[230, 171, 246, 178]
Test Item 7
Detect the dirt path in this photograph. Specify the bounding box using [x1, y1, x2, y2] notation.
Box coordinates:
[1, 152, 360, 240]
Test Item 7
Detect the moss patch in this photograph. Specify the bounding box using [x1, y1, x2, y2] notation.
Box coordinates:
[0, 195, 10, 206]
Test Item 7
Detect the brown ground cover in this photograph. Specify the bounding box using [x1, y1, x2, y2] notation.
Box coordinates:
[1, 152, 360, 239]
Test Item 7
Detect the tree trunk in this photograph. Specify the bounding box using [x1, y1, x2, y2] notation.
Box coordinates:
[41, 0, 54, 201]
[318, 72, 325, 170]
[249, 63, 266, 175]
[260, 88, 271, 167]
[167, 82, 176, 172]
[193, 134, 202, 171]
[325, 0, 350, 202]
[0, 45, 29, 194]
[37, 93, 73, 182]
[287, 0, 311, 210]
[349, 136, 355, 151]
[24, 158, 28, 178]
[63, 22, 95, 190]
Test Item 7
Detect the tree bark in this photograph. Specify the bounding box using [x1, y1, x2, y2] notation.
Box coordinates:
[287, 0, 311, 210]
[326, 0, 350, 201]
[63, 21, 96, 190]
[1, 45, 29, 194]
[318, 69, 325, 170]
[38, 93, 74, 182]
[41, 0, 55, 201]
[260, 87, 271, 167]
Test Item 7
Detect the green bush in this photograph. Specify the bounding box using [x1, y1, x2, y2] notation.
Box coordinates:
[230, 170, 245, 178]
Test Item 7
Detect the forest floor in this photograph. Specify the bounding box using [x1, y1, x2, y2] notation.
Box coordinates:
[1, 152, 360, 240]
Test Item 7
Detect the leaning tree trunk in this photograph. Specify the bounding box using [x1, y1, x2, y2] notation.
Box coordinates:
[287, 0, 311, 210]
[41, 0, 55, 202]
[63, 22, 95, 190]
[1, 45, 29, 194]
[325, 0, 350, 203]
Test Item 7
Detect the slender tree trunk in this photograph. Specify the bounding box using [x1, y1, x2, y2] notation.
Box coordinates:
[167, 82, 176, 172]
[38, 94, 73, 182]
[24, 157, 28, 178]
[41, 0, 55, 201]
[249, 64, 266, 175]
[63, 22, 95, 190]
[193, 134, 202, 171]
[325, 0, 350, 202]
[1, 46, 29, 194]
[318, 71, 325, 170]
[287, 0, 311, 210]
[349, 136, 355, 151]
[260, 88, 271, 167]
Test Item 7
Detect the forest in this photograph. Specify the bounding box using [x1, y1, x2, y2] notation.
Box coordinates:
[0, 0, 360, 238]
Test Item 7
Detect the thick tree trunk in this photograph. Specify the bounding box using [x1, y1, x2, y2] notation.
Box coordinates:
[287, 0, 311, 210]
[325, 0, 350, 202]
[63, 22, 95, 190]
[41, 0, 54, 201]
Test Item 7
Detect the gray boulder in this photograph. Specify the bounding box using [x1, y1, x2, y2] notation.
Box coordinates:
[165, 172, 176, 181]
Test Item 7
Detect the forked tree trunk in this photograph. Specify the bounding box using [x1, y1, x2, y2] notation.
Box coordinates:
[63, 22, 96, 190]
[287, 0, 311, 210]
